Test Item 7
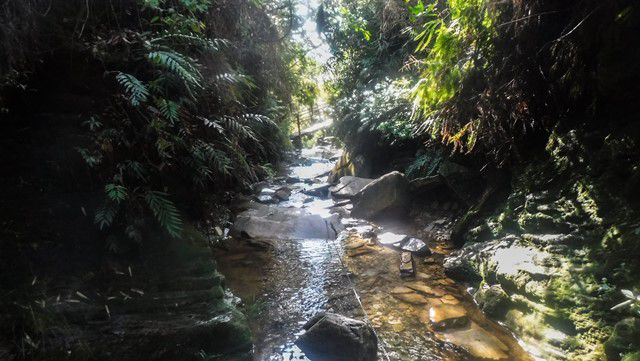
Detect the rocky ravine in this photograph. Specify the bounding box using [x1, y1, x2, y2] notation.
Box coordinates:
[217, 144, 533, 361]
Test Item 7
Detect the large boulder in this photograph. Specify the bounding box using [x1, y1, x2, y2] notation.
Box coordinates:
[231, 203, 343, 240]
[350, 171, 410, 220]
[437, 160, 482, 206]
[330, 176, 374, 199]
[296, 313, 378, 361]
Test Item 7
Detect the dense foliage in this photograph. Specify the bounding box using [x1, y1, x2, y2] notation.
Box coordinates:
[323, 0, 639, 162]
[0, 0, 311, 243]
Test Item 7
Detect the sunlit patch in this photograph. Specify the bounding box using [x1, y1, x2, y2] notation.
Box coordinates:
[377, 231, 408, 245]
[290, 162, 333, 179]
[492, 245, 549, 276]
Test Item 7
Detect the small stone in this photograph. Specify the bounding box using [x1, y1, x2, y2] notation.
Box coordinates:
[400, 238, 431, 256]
[429, 304, 469, 330]
[274, 187, 292, 201]
[399, 252, 415, 278]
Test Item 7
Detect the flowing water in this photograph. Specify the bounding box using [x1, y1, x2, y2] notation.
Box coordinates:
[214, 145, 533, 361]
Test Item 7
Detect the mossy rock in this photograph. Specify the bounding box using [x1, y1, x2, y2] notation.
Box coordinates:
[474, 284, 510, 319]
[622, 352, 640, 361]
[518, 212, 572, 234]
[604, 318, 640, 361]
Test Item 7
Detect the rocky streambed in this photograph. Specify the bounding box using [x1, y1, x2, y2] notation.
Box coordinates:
[215, 144, 534, 361]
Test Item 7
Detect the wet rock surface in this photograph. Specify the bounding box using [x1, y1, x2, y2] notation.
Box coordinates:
[231, 203, 343, 240]
[351, 171, 410, 219]
[329, 176, 374, 199]
[296, 312, 378, 361]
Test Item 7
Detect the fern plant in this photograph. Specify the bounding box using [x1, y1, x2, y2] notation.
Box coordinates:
[79, 0, 290, 241]
[115, 72, 149, 106]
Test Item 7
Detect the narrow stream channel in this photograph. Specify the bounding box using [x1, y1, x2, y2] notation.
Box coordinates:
[215, 144, 533, 361]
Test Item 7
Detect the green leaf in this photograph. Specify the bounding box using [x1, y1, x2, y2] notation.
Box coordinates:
[105, 184, 128, 203]
[115, 72, 149, 106]
[144, 191, 183, 237]
[94, 203, 117, 230]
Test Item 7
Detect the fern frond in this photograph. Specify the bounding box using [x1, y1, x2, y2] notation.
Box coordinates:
[220, 115, 259, 142]
[95, 203, 118, 230]
[144, 191, 183, 237]
[147, 50, 202, 89]
[157, 98, 181, 123]
[115, 72, 149, 106]
[76, 147, 103, 168]
[238, 113, 278, 128]
[105, 183, 128, 203]
[199, 116, 225, 134]
[150, 33, 229, 52]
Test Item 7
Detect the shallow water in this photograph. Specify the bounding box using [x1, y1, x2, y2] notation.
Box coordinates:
[215, 145, 533, 361]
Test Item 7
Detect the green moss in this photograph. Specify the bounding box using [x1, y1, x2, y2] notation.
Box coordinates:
[604, 318, 640, 361]
[622, 352, 640, 361]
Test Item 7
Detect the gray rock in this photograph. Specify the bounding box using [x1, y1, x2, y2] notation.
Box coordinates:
[274, 187, 292, 201]
[303, 183, 331, 197]
[231, 203, 343, 240]
[474, 284, 511, 318]
[296, 313, 378, 361]
[351, 171, 410, 220]
[330, 176, 374, 199]
[400, 238, 431, 256]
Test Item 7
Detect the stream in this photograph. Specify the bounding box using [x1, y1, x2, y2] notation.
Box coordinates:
[214, 144, 534, 361]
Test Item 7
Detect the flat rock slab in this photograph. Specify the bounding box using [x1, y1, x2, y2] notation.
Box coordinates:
[231, 203, 343, 240]
[392, 292, 430, 305]
[439, 322, 509, 360]
[330, 176, 374, 199]
[405, 282, 445, 297]
[389, 286, 415, 295]
[377, 232, 409, 246]
[429, 304, 469, 330]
